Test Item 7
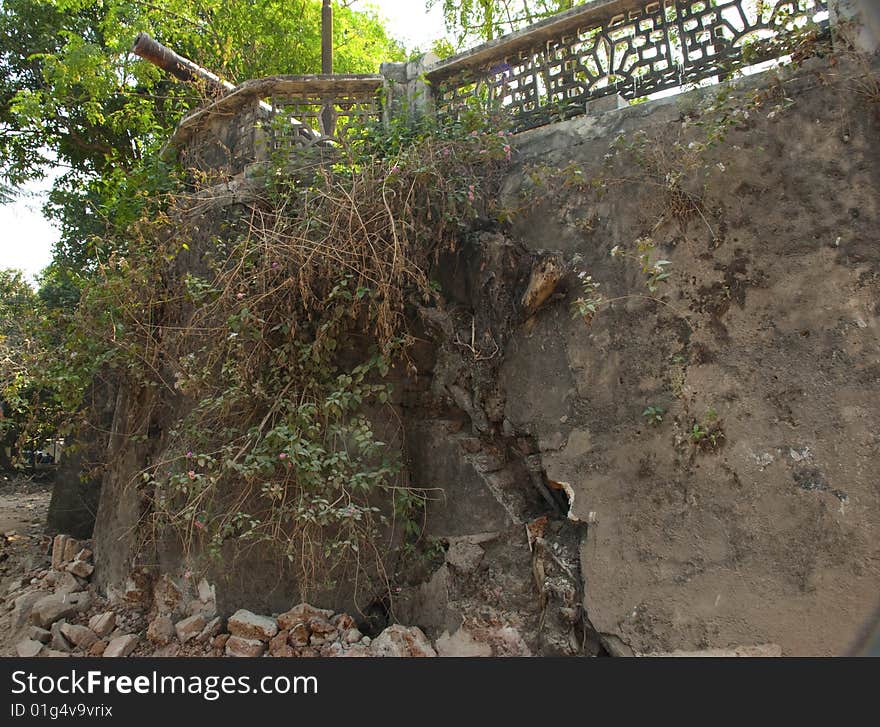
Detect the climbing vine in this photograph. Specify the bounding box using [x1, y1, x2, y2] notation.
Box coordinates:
[40, 106, 514, 601]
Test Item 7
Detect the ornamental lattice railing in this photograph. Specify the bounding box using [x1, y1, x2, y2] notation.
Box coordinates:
[172, 75, 384, 176]
[426, 0, 830, 133]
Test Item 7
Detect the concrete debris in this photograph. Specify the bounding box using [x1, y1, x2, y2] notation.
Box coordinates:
[31, 591, 90, 629]
[276, 603, 334, 631]
[49, 621, 71, 652]
[225, 635, 266, 657]
[16, 639, 44, 658]
[29, 626, 51, 644]
[196, 617, 223, 643]
[227, 609, 277, 642]
[445, 540, 485, 572]
[88, 612, 116, 638]
[370, 625, 437, 658]
[147, 615, 175, 646]
[435, 628, 493, 657]
[103, 634, 138, 657]
[174, 614, 207, 644]
[66, 560, 94, 579]
[60, 622, 98, 649]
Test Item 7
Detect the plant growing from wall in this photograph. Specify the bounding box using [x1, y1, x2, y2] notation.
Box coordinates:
[40, 104, 514, 603]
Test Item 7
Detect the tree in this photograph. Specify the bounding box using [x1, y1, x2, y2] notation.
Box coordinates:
[428, 0, 579, 44]
[0, 269, 42, 467]
[0, 1, 405, 272]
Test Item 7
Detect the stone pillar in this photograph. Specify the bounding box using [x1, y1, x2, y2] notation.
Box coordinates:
[830, 0, 880, 54]
[380, 52, 440, 125]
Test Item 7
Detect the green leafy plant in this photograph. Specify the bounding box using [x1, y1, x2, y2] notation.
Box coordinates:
[31, 104, 514, 602]
[690, 408, 724, 450]
[642, 405, 665, 426]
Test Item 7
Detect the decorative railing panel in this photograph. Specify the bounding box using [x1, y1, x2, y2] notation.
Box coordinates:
[170, 75, 383, 175]
[427, 0, 830, 133]
[266, 82, 382, 158]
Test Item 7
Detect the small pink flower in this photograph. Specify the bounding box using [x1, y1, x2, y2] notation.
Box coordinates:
[390, 165, 400, 173]
[272, 262, 280, 269]
[279, 453, 287, 460]
[236, 292, 245, 299]
[194, 521, 205, 530]
[498, 131, 506, 137]
[186, 451, 193, 458]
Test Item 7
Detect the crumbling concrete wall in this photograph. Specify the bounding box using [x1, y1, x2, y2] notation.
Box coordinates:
[84, 51, 880, 656]
[483, 56, 880, 656]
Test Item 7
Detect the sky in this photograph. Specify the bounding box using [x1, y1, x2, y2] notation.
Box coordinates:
[0, 0, 448, 285]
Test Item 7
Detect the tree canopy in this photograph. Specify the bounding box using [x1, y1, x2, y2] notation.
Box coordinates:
[0, 0, 405, 271]
[428, 0, 579, 45]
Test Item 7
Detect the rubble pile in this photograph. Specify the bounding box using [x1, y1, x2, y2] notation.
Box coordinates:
[2, 533, 437, 658]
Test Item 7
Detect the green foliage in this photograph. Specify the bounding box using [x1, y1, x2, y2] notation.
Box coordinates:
[0, 0, 405, 272]
[690, 408, 724, 450]
[39, 107, 513, 597]
[611, 238, 672, 294]
[642, 405, 664, 426]
[0, 269, 72, 463]
[428, 0, 579, 44]
[570, 272, 602, 323]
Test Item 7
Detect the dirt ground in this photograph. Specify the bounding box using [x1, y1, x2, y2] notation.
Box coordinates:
[0, 473, 52, 571]
[0, 473, 53, 653]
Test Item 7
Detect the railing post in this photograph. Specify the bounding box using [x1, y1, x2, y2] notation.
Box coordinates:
[380, 53, 439, 126]
[830, 0, 880, 54]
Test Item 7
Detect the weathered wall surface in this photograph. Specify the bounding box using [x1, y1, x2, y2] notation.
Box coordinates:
[488, 58, 880, 655]
[82, 52, 879, 656]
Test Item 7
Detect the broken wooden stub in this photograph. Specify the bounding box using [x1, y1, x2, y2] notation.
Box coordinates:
[521, 255, 565, 319]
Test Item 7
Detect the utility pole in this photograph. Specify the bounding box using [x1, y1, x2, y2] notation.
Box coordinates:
[322, 0, 333, 75]
[320, 1, 335, 135]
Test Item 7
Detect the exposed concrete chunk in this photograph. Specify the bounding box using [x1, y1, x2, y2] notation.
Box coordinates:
[49, 621, 72, 652]
[227, 609, 277, 641]
[370, 625, 436, 657]
[54, 571, 85, 595]
[31, 592, 90, 629]
[29, 626, 51, 644]
[16, 639, 44, 657]
[436, 628, 493, 657]
[60, 623, 98, 650]
[103, 634, 138, 657]
[445, 540, 485, 572]
[12, 591, 43, 630]
[225, 635, 266, 657]
[88, 612, 116, 638]
[66, 560, 94, 579]
[147, 614, 175, 645]
[406, 421, 513, 537]
[277, 603, 334, 631]
[175, 614, 207, 643]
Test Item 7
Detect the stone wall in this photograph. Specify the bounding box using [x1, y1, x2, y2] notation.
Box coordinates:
[83, 40, 880, 654]
[478, 55, 879, 655]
